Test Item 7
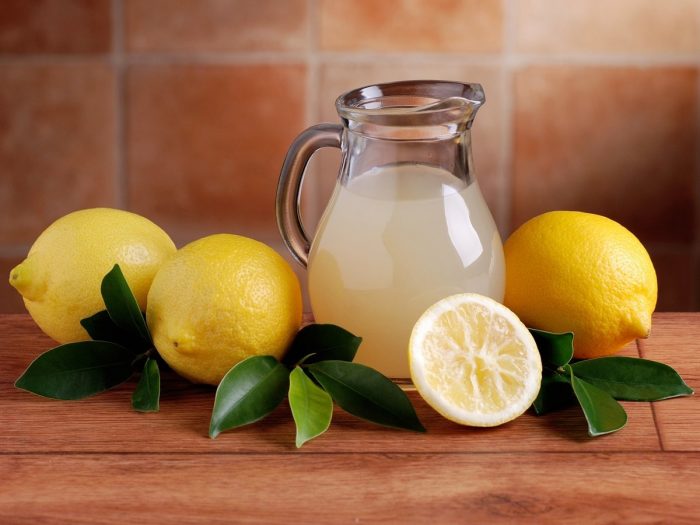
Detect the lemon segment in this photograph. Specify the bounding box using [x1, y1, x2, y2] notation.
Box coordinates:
[409, 294, 542, 427]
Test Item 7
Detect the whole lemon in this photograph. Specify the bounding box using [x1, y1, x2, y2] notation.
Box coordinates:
[146, 234, 302, 385]
[9, 208, 176, 343]
[504, 211, 657, 359]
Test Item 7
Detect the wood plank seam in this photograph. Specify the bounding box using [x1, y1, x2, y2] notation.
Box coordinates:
[649, 402, 666, 451]
[636, 338, 666, 451]
[0, 450, 687, 457]
[635, 338, 665, 451]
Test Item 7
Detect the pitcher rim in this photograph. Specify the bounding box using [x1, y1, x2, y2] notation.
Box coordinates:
[335, 80, 485, 128]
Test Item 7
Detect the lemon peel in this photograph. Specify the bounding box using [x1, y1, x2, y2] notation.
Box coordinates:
[9, 208, 176, 343]
[146, 234, 303, 385]
[409, 293, 541, 427]
[504, 211, 657, 359]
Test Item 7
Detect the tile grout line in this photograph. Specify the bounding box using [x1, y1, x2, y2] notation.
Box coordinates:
[2, 52, 699, 67]
[129, 52, 700, 67]
[111, 0, 127, 209]
[306, 0, 321, 127]
[499, 0, 516, 234]
[502, 53, 700, 67]
[0, 55, 112, 64]
[0, 245, 31, 257]
[694, 61, 700, 309]
[304, 0, 321, 226]
[695, 2, 700, 310]
[644, 241, 700, 251]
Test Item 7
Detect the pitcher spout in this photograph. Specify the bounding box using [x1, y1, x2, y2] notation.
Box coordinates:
[336, 80, 485, 135]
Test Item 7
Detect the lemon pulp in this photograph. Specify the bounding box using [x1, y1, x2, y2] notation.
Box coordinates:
[410, 293, 541, 427]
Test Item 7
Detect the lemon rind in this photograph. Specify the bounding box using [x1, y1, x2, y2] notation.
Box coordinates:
[409, 293, 542, 427]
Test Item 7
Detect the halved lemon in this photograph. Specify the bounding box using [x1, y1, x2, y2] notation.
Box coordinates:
[409, 293, 542, 427]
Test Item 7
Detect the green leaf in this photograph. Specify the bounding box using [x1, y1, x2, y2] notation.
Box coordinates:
[101, 264, 151, 344]
[532, 371, 577, 415]
[529, 328, 574, 368]
[565, 365, 627, 437]
[307, 360, 425, 432]
[80, 310, 150, 352]
[209, 356, 290, 438]
[132, 358, 160, 412]
[288, 367, 333, 447]
[282, 324, 362, 368]
[570, 356, 694, 401]
[15, 341, 134, 400]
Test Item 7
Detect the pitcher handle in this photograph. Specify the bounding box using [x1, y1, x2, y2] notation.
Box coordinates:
[276, 123, 343, 267]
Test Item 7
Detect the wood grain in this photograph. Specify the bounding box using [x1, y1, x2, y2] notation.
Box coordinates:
[2, 313, 698, 524]
[1, 315, 658, 453]
[1, 453, 698, 525]
[638, 312, 700, 451]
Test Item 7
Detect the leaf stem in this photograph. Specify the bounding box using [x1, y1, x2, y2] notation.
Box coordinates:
[290, 352, 318, 369]
[130, 347, 155, 369]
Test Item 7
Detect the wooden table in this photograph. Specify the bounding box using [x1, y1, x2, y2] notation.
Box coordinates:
[1, 313, 698, 524]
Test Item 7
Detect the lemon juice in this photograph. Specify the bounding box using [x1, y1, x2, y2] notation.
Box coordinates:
[308, 164, 505, 378]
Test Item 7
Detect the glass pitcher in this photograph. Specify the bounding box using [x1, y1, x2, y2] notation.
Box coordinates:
[277, 80, 505, 380]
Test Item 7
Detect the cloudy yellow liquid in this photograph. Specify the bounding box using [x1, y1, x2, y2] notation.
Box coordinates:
[308, 164, 505, 378]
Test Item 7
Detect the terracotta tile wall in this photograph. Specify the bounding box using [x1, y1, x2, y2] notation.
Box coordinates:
[1, 0, 698, 313]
